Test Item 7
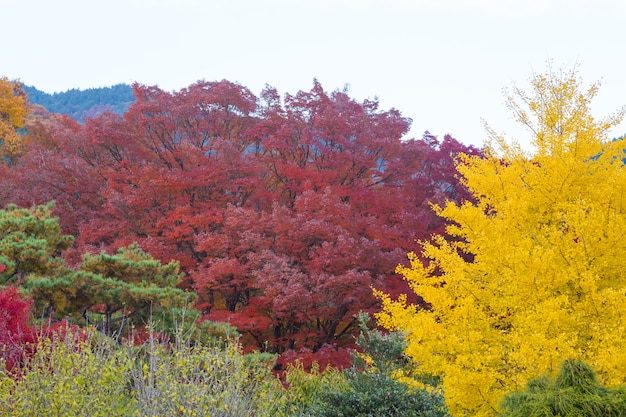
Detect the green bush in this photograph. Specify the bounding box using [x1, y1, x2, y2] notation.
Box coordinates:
[501, 359, 626, 417]
[278, 361, 349, 416]
[305, 312, 450, 417]
[310, 372, 448, 417]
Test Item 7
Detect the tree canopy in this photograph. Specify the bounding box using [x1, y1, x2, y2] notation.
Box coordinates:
[1, 79, 481, 362]
[0, 77, 28, 165]
[0, 203, 191, 337]
[0, 202, 73, 285]
[376, 67, 626, 417]
[28, 243, 190, 336]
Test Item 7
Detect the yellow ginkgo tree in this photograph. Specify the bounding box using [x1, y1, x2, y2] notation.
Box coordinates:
[376, 67, 626, 417]
[0, 76, 28, 164]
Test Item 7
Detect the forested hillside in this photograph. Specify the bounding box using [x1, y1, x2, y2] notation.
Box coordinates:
[23, 83, 134, 122]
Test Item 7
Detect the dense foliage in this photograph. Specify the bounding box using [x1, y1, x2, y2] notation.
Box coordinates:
[0, 327, 284, 416]
[0, 79, 480, 365]
[501, 359, 626, 417]
[0, 315, 448, 417]
[0, 203, 192, 338]
[4, 66, 626, 415]
[376, 69, 626, 416]
[306, 313, 450, 417]
[23, 83, 134, 122]
[0, 286, 36, 370]
[28, 243, 191, 337]
[0, 77, 28, 165]
[0, 202, 73, 289]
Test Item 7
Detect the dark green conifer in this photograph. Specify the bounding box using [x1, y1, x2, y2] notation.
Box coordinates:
[501, 359, 626, 417]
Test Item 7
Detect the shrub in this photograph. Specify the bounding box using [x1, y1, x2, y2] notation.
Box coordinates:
[129, 332, 283, 417]
[0, 320, 288, 417]
[278, 361, 349, 416]
[0, 286, 36, 371]
[0, 328, 135, 417]
[501, 359, 626, 417]
[305, 312, 450, 417]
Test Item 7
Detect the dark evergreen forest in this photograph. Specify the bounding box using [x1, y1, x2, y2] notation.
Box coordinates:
[23, 83, 135, 122]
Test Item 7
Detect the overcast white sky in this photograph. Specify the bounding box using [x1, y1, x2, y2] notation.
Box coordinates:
[2, 0, 625, 148]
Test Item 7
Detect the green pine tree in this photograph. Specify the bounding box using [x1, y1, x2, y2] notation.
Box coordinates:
[29, 243, 193, 336]
[0, 202, 73, 285]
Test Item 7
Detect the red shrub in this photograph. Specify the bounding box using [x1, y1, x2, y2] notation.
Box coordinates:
[0, 286, 36, 371]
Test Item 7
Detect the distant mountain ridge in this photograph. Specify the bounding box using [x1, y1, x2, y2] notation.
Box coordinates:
[23, 83, 135, 122]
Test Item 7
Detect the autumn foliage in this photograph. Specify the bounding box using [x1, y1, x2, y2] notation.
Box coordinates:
[376, 68, 626, 416]
[0, 285, 80, 372]
[0, 77, 28, 165]
[0, 78, 480, 364]
[0, 286, 35, 370]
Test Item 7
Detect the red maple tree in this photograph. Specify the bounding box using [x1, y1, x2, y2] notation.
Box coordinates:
[1, 79, 482, 367]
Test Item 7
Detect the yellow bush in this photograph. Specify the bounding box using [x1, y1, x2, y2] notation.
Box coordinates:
[0, 328, 135, 417]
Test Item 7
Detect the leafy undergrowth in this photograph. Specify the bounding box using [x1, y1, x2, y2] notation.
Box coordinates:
[0, 325, 286, 416]
[0, 313, 449, 417]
